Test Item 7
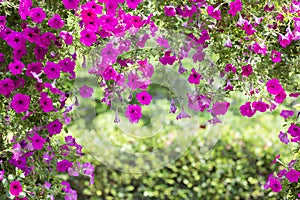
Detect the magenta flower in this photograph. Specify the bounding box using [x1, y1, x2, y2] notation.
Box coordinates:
[278, 33, 292, 48]
[125, 104, 142, 123]
[156, 36, 170, 49]
[198, 29, 210, 44]
[44, 61, 60, 80]
[39, 93, 54, 112]
[253, 42, 267, 55]
[164, 6, 176, 16]
[127, 72, 144, 90]
[286, 169, 300, 183]
[188, 68, 201, 84]
[252, 101, 269, 112]
[207, 6, 221, 20]
[62, 0, 80, 10]
[192, 47, 205, 63]
[7, 32, 26, 50]
[266, 79, 283, 95]
[241, 64, 253, 77]
[240, 102, 256, 117]
[288, 124, 300, 137]
[242, 22, 256, 35]
[159, 51, 176, 65]
[136, 91, 152, 105]
[19, 0, 32, 20]
[170, 99, 177, 113]
[280, 110, 294, 119]
[274, 90, 286, 103]
[0, 78, 15, 96]
[211, 101, 230, 116]
[59, 57, 75, 73]
[9, 181, 23, 196]
[269, 178, 282, 192]
[29, 7, 46, 23]
[48, 14, 64, 29]
[31, 133, 46, 150]
[225, 64, 236, 73]
[47, 119, 63, 137]
[176, 106, 191, 120]
[278, 131, 289, 144]
[60, 31, 73, 45]
[270, 50, 282, 63]
[102, 66, 118, 81]
[11, 93, 30, 113]
[8, 60, 25, 75]
[26, 62, 43, 78]
[228, 0, 242, 16]
[80, 29, 97, 47]
[79, 85, 94, 98]
[34, 45, 48, 61]
[57, 159, 73, 172]
[224, 37, 232, 48]
[126, 0, 141, 9]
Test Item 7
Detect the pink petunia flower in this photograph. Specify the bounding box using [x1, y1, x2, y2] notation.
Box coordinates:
[11, 93, 30, 113]
[62, 0, 80, 10]
[44, 61, 60, 80]
[48, 14, 64, 29]
[241, 64, 253, 77]
[125, 104, 142, 123]
[10, 181, 23, 196]
[47, 119, 63, 137]
[31, 133, 46, 150]
[136, 91, 152, 105]
[188, 68, 201, 84]
[0, 78, 15, 96]
[79, 84, 94, 98]
[228, 0, 242, 16]
[29, 7, 46, 23]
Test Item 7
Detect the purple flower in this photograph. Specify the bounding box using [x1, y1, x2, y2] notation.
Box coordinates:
[266, 79, 283, 95]
[31, 133, 46, 150]
[176, 106, 191, 120]
[225, 64, 236, 73]
[170, 99, 177, 113]
[26, 62, 43, 78]
[44, 61, 60, 80]
[60, 31, 73, 45]
[48, 14, 64, 29]
[164, 6, 176, 16]
[253, 42, 267, 55]
[270, 50, 282, 63]
[11, 93, 30, 113]
[278, 33, 292, 48]
[188, 68, 201, 84]
[57, 159, 73, 172]
[0, 78, 15, 96]
[288, 123, 300, 137]
[34, 45, 48, 61]
[59, 57, 75, 73]
[159, 51, 176, 65]
[286, 169, 300, 183]
[242, 22, 256, 35]
[211, 101, 230, 116]
[7, 32, 26, 50]
[252, 101, 269, 112]
[126, 0, 141, 9]
[29, 7, 46, 23]
[274, 90, 286, 104]
[207, 6, 221, 20]
[125, 104, 142, 123]
[9, 181, 23, 196]
[8, 60, 25, 75]
[280, 110, 294, 119]
[62, 0, 80, 10]
[39, 93, 54, 112]
[228, 0, 242, 16]
[47, 119, 63, 137]
[127, 72, 144, 90]
[80, 29, 97, 46]
[79, 85, 94, 98]
[241, 64, 253, 77]
[278, 131, 289, 144]
[136, 91, 152, 105]
[240, 102, 256, 117]
[269, 178, 282, 192]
